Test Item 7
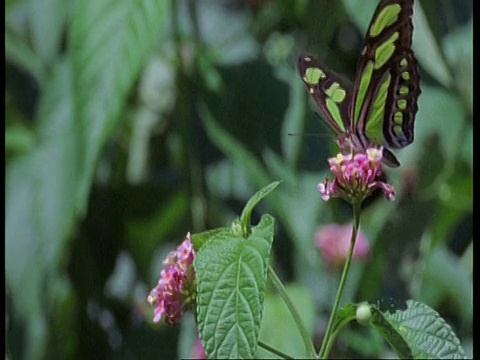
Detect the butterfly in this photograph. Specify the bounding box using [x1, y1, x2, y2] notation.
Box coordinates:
[297, 0, 421, 167]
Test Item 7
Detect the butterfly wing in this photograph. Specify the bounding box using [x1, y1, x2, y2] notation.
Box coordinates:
[297, 55, 353, 137]
[350, 0, 421, 153]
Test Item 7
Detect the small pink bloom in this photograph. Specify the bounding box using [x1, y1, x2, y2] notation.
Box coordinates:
[315, 223, 370, 269]
[148, 233, 196, 325]
[317, 146, 395, 204]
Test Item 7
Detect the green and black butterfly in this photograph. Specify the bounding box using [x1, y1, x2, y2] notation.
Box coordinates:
[297, 0, 421, 167]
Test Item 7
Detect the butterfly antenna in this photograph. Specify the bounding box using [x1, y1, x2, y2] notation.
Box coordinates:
[287, 132, 322, 137]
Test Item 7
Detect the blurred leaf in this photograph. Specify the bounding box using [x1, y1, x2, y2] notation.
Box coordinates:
[341, 0, 377, 31]
[5, 28, 46, 85]
[28, 0, 68, 66]
[280, 66, 308, 168]
[200, 102, 271, 187]
[255, 284, 315, 359]
[443, 19, 473, 114]
[126, 192, 189, 271]
[412, 0, 453, 88]
[400, 85, 464, 167]
[194, 0, 259, 66]
[262, 150, 325, 292]
[405, 245, 473, 326]
[5, 123, 35, 155]
[70, 0, 169, 215]
[370, 299, 466, 359]
[6, 60, 77, 360]
[177, 312, 199, 360]
[195, 214, 275, 359]
[206, 159, 256, 200]
[428, 173, 472, 249]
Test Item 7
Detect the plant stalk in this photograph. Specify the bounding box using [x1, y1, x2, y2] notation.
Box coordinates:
[268, 266, 317, 359]
[318, 202, 362, 359]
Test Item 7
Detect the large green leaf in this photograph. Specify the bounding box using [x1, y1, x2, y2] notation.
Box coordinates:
[28, 0, 68, 66]
[6, 1, 169, 358]
[70, 0, 169, 215]
[195, 215, 275, 359]
[6, 61, 77, 360]
[370, 299, 466, 359]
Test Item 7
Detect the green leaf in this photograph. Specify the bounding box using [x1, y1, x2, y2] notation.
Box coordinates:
[370, 299, 466, 359]
[240, 181, 281, 232]
[191, 227, 232, 252]
[70, 0, 169, 215]
[195, 214, 275, 359]
[335, 303, 357, 330]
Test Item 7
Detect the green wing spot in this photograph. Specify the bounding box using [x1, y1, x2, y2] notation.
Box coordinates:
[374, 32, 399, 69]
[394, 111, 403, 124]
[401, 72, 410, 80]
[354, 61, 374, 124]
[397, 99, 407, 110]
[326, 98, 346, 132]
[365, 73, 391, 144]
[399, 86, 409, 95]
[393, 124, 403, 135]
[370, 4, 401, 37]
[304, 67, 325, 85]
[400, 58, 408, 67]
[325, 82, 346, 103]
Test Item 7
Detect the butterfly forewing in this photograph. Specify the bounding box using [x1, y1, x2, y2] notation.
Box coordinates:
[351, 0, 420, 150]
[297, 0, 420, 167]
[297, 55, 353, 136]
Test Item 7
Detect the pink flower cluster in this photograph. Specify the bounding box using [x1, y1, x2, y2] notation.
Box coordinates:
[315, 223, 370, 269]
[317, 147, 395, 204]
[147, 233, 196, 325]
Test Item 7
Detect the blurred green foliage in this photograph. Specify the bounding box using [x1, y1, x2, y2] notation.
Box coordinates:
[6, 0, 472, 359]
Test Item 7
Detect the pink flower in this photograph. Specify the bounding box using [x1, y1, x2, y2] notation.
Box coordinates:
[147, 233, 196, 325]
[315, 223, 370, 269]
[317, 147, 395, 204]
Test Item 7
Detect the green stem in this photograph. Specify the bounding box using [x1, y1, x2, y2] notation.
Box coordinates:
[318, 202, 362, 359]
[323, 314, 356, 358]
[268, 266, 317, 359]
[258, 340, 295, 359]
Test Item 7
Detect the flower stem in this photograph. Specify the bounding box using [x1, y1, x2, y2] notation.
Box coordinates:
[318, 202, 362, 359]
[268, 266, 317, 359]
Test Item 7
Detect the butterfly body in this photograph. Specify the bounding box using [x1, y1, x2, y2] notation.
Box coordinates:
[298, 0, 420, 167]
